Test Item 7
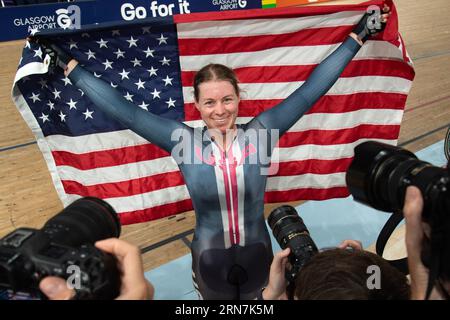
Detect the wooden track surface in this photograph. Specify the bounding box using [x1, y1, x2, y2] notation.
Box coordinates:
[1, 0, 449, 272]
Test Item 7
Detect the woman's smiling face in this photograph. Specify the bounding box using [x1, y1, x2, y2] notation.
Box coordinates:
[194, 80, 239, 134]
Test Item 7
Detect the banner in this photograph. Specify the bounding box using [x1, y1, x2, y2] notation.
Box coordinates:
[0, 0, 262, 42]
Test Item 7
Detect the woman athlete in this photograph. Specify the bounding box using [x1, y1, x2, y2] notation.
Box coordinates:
[35, 5, 390, 299]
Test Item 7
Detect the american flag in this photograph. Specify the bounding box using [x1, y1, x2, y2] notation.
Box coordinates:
[12, 0, 415, 225]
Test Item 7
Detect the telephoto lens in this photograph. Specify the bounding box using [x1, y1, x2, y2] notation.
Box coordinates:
[268, 205, 318, 281]
[42, 196, 121, 246]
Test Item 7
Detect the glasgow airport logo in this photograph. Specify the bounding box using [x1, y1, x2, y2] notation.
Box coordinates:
[212, 0, 248, 10]
[13, 5, 81, 33]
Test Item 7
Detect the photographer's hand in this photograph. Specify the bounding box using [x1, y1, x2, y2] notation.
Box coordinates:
[404, 186, 444, 300]
[39, 276, 75, 300]
[338, 239, 363, 251]
[95, 238, 154, 300]
[262, 248, 290, 300]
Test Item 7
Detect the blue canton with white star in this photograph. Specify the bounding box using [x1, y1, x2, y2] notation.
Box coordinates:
[18, 19, 184, 137]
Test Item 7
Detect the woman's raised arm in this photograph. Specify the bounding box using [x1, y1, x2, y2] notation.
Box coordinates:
[253, 5, 390, 137]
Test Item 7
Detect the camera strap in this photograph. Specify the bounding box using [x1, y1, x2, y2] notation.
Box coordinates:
[375, 212, 409, 274]
[444, 126, 450, 161]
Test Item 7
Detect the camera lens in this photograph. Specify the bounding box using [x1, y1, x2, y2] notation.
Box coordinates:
[268, 205, 318, 277]
[346, 141, 422, 211]
[268, 205, 308, 247]
[42, 197, 121, 246]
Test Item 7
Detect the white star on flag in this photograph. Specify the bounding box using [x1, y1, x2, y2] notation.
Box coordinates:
[67, 99, 78, 110]
[157, 34, 168, 45]
[142, 26, 151, 34]
[62, 77, 72, 86]
[96, 39, 109, 48]
[143, 47, 155, 58]
[119, 69, 130, 80]
[68, 39, 78, 49]
[29, 28, 39, 36]
[162, 75, 173, 86]
[124, 92, 134, 102]
[135, 79, 146, 90]
[85, 50, 96, 60]
[102, 59, 114, 70]
[39, 113, 49, 123]
[160, 57, 170, 66]
[29, 92, 41, 102]
[166, 98, 176, 108]
[147, 67, 158, 77]
[83, 109, 94, 120]
[127, 36, 138, 48]
[112, 30, 121, 36]
[33, 47, 43, 59]
[47, 100, 55, 110]
[94, 72, 102, 78]
[138, 101, 149, 110]
[38, 78, 47, 88]
[131, 58, 142, 67]
[58, 111, 66, 122]
[114, 49, 125, 59]
[150, 88, 161, 99]
[52, 88, 61, 99]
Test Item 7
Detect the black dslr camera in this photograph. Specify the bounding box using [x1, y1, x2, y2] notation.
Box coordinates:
[0, 197, 122, 300]
[268, 205, 318, 283]
[346, 141, 450, 283]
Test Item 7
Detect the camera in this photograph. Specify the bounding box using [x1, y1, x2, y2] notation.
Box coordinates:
[0, 197, 122, 300]
[268, 205, 318, 282]
[346, 140, 450, 280]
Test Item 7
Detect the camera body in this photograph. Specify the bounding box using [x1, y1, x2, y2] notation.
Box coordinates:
[0, 197, 122, 299]
[346, 141, 450, 280]
[0, 228, 119, 299]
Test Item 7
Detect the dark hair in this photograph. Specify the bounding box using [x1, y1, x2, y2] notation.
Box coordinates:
[294, 249, 410, 300]
[193, 64, 240, 102]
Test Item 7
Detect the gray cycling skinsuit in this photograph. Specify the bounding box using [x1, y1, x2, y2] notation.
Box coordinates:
[68, 35, 363, 299]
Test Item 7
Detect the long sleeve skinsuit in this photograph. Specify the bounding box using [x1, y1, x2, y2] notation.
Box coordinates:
[68, 36, 363, 299]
